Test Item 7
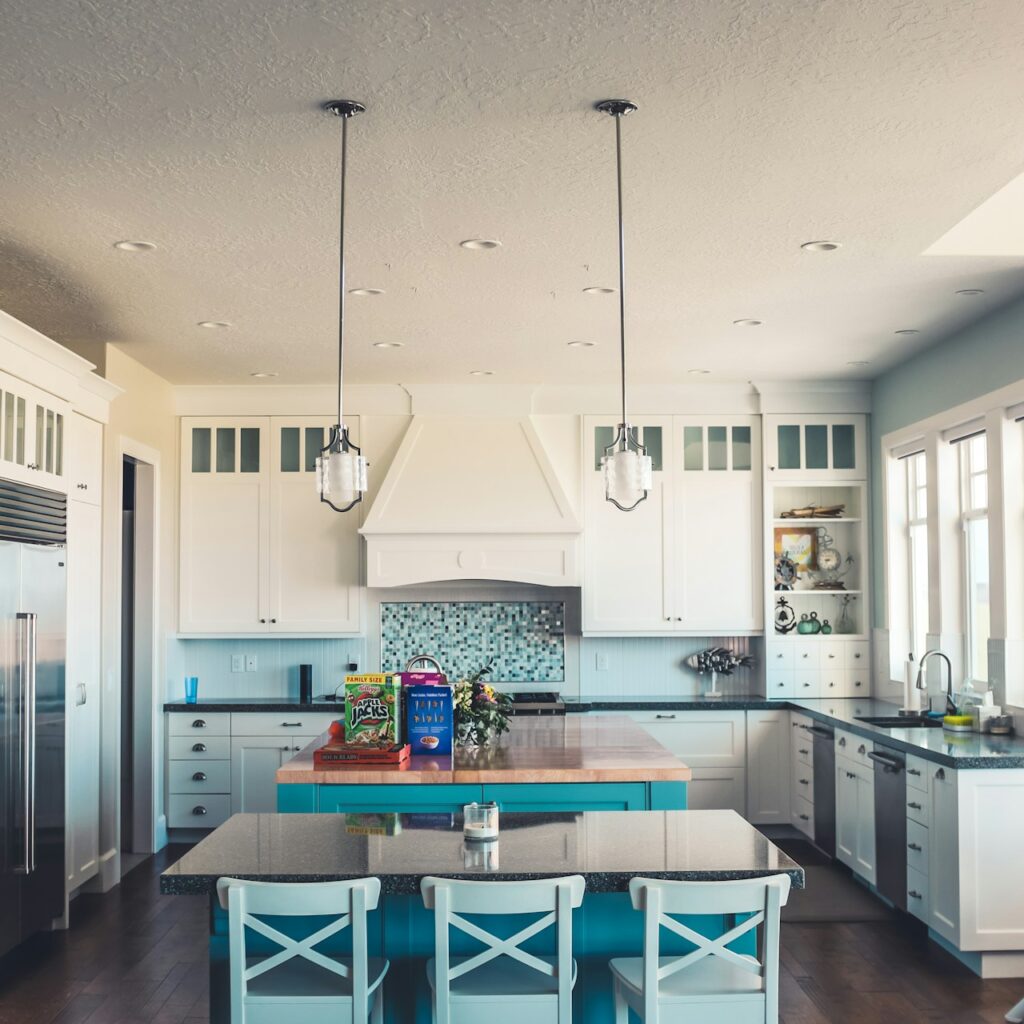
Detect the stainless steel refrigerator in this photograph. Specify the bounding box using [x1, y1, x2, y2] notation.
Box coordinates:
[0, 479, 66, 958]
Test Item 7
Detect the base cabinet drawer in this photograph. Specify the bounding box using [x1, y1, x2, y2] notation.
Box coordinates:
[792, 794, 814, 839]
[906, 819, 929, 875]
[168, 793, 231, 828]
[685, 766, 746, 815]
[168, 759, 231, 794]
[169, 713, 231, 737]
[169, 735, 231, 760]
[230, 712, 337, 736]
[907, 865, 929, 922]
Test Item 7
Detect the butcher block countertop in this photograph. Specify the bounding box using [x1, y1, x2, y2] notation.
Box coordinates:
[276, 714, 692, 786]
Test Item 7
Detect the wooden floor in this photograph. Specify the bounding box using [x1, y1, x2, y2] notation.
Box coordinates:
[0, 844, 1020, 1024]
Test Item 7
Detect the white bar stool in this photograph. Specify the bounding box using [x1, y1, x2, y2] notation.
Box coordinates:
[610, 874, 792, 1024]
[420, 874, 586, 1024]
[217, 876, 389, 1024]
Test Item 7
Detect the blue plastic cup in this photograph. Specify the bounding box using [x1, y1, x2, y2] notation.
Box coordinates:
[184, 676, 199, 704]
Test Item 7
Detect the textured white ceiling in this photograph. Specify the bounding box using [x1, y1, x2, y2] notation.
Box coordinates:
[1, 0, 1024, 387]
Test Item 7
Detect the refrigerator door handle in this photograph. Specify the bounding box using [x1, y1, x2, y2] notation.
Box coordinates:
[15, 612, 36, 875]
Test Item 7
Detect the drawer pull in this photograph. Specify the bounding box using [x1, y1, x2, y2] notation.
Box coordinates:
[799, 778, 809, 785]
[935, 768, 946, 781]
[854, 682, 862, 687]
[908, 801, 922, 810]
[853, 652, 862, 659]
[192, 805, 208, 816]
[908, 842, 922, 851]
[799, 814, 810, 821]
[776, 653, 784, 659]
[281, 745, 291, 751]
[909, 890, 923, 900]
[192, 742, 207, 752]
[846, 771, 856, 779]
[192, 771, 207, 782]
[281, 721, 303, 727]
[907, 768, 922, 776]
[838, 737, 847, 746]
[655, 714, 676, 720]
[857, 744, 866, 755]
[192, 719, 207, 728]
[798, 748, 809, 755]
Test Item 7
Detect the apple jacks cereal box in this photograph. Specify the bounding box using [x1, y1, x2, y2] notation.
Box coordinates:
[344, 674, 401, 747]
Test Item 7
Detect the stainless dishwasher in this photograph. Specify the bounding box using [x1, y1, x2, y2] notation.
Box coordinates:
[810, 723, 836, 859]
[868, 745, 907, 910]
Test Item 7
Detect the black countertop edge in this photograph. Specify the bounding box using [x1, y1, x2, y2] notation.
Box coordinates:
[564, 698, 777, 712]
[160, 866, 805, 897]
[164, 699, 344, 713]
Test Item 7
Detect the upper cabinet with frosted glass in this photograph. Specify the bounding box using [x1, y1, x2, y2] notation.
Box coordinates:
[0, 368, 69, 493]
[179, 416, 363, 635]
[764, 415, 867, 480]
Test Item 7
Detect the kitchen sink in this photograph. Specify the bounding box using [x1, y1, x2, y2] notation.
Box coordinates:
[855, 715, 943, 729]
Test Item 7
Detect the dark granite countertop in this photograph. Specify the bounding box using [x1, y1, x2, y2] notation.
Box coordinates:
[160, 809, 803, 896]
[164, 697, 344, 713]
[564, 696, 778, 712]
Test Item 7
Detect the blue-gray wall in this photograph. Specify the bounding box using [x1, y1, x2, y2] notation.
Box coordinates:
[871, 294, 1024, 625]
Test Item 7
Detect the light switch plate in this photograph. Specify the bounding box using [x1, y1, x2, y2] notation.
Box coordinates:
[231, 655, 244, 673]
[245, 654, 258, 672]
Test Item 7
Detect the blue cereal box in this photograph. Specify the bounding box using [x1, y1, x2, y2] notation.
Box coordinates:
[405, 685, 454, 755]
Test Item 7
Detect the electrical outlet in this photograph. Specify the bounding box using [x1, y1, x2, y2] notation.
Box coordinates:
[596, 652, 610, 672]
[231, 655, 244, 673]
[245, 654, 258, 672]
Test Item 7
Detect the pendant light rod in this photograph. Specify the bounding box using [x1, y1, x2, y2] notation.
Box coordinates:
[324, 100, 365, 428]
[597, 99, 637, 428]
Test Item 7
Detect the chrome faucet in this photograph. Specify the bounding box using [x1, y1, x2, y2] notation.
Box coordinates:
[915, 649, 957, 715]
[405, 654, 444, 675]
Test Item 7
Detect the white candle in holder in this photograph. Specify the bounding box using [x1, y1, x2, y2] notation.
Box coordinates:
[463, 801, 499, 840]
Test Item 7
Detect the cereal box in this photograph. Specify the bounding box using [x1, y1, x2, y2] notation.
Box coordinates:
[344, 674, 401, 747]
[405, 684, 454, 755]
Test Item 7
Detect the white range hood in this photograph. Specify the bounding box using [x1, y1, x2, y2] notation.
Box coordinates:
[360, 416, 581, 587]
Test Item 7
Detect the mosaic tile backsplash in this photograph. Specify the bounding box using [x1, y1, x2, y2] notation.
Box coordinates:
[381, 601, 565, 682]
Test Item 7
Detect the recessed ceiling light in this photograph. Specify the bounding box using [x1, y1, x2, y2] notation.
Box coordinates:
[469, 370, 494, 376]
[459, 239, 501, 250]
[956, 288, 985, 296]
[113, 240, 156, 252]
[894, 329, 920, 336]
[373, 341, 403, 348]
[800, 240, 841, 252]
[567, 340, 596, 348]
[688, 368, 711, 375]
[847, 360, 870, 367]
[250, 371, 278, 378]
[582, 286, 616, 295]
[732, 318, 763, 327]
[349, 288, 385, 296]
[198, 320, 232, 329]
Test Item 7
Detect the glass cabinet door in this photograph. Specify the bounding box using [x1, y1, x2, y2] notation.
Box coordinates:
[766, 416, 865, 478]
[0, 372, 68, 490]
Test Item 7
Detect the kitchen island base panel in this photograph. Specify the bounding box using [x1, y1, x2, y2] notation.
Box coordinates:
[207, 892, 753, 1024]
[277, 780, 688, 814]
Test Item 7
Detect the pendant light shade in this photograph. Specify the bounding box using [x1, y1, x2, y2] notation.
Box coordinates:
[316, 99, 369, 513]
[596, 99, 650, 512]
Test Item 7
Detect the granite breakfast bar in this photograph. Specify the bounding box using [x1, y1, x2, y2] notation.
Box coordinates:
[276, 713, 693, 814]
[162, 809, 803, 1023]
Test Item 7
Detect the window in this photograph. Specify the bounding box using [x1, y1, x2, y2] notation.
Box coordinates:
[905, 452, 929, 661]
[957, 433, 990, 683]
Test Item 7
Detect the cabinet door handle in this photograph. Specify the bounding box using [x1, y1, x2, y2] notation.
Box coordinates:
[776, 653, 784, 659]
[293, 745, 302, 751]
[798, 748, 809, 755]
[270, 618, 277, 624]
[846, 771, 856, 779]
[799, 814, 810, 821]
[857, 744, 866, 755]
[853, 653, 862, 660]
[907, 768, 921, 776]
[192, 742, 207, 752]
[799, 778, 809, 785]
[655, 714, 676, 720]
[192, 719, 207, 728]
[909, 890, 923, 900]
[260, 618, 267, 624]
[192, 805, 208, 816]
[838, 737, 846, 746]
[935, 768, 946, 781]
[908, 842, 922, 851]
[192, 772, 207, 782]
[281, 745, 291, 751]
[908, 801, 922, 810]
[281, 722, 303, 727]
[854, 681, 862, 687]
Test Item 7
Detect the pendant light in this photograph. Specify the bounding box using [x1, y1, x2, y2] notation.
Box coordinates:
[316, 99, 369, 513]
[596, 99, 652, 512]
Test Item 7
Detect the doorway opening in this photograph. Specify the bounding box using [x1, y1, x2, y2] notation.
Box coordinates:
[119, 454, 156, 872]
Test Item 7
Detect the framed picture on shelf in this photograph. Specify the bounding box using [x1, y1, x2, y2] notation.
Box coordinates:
[774, 526, 817, 571]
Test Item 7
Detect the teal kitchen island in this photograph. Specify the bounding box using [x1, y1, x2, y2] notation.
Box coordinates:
[276, 714, 691, 814]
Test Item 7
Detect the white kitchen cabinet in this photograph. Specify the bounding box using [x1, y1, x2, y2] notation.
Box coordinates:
[0, 368, 68, 492]
[835, 754, 875, 885]
[231, 735, 315, 813]
[583, 415, 761, 634]
[66, 496, 102, 891]
[928, 765, 959, 943]
[66, 413, 103, 504]
[764, 415, 867, 480]
[179, 416, 363, 634]
[746, 709, 790, 824]
[685, 766, 747, 815]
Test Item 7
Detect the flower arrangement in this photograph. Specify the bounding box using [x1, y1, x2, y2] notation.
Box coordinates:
[453, 664, 512, 748]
